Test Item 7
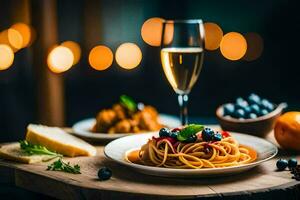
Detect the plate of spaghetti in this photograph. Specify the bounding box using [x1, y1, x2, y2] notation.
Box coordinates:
[104, 124, 277, 177]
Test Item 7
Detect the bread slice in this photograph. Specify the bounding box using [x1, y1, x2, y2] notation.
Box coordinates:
[0, 143, 58, 164]
[26, 124, 97, 157]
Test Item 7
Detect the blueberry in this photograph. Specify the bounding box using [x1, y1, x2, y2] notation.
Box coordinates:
[223, 103, 235, 116]
[250, 104, 260, 115]
[266, 103, 275, 112]
[261, 99, 274, 111]
[212, 132, 222, 141]
[276, 159, 288, 171]
[260, 109, 269, 116]
[235, 101, 249, 110]
[98, 167, 112, 181]
[236, 97, 245, 104]
[249, 113, 257, 119]
[202, 128, 214, 141]
[169, 131, 178, 139]
[185, 134, 197, 143]
[244, 106, 252, 112]
[234, 109, 245, 118]
[248, 93, 261, 105]
[159, 128, 171, 137]
[261, 99, 270, 105]
[243, 106, 252, 116]
[288, 158, 298, 169]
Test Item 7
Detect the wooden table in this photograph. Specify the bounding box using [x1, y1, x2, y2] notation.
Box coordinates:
[0, 131, 299, 200]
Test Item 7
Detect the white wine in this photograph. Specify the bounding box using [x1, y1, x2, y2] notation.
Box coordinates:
[160, 47, 204, 94]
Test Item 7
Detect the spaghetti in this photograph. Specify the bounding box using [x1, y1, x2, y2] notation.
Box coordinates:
[127, 127, 257, 169]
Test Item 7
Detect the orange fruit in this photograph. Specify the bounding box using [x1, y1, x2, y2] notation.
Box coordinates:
[274, 112, 300, 151]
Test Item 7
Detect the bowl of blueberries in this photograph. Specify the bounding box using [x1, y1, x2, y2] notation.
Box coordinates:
[216, 93, 287, 137]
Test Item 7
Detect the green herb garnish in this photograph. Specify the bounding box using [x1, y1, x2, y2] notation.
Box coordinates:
[47, 158, 81, 174]
[19, 140, 62, 157]
[177, 124, 204, 141]
[120, 95, 137, 112]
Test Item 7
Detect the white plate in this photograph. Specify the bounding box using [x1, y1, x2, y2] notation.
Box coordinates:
[104, 132, 278, 177]
[72, 114, 181, 141]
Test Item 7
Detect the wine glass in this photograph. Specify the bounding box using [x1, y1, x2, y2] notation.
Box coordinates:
[160, 19, 205, 125]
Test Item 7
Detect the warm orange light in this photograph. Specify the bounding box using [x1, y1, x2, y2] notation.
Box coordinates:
[0, 44, 14, 70]
[220, 32, 247, 61]
[0, 30, 9, 44]
[61, 41, 81, 65]
[163, 23, 174, 45]
[243, 32, 264, 61]
[115, 43, 142, 69]
[11, 23, 32, 48]
[0, 30, 18, 52]
[141, 17, 164, 46]
[88, 45, 113, 71]
[204, 22, 223, 50]
[7, 28, 23, 50]
[47, 46, 74, 73]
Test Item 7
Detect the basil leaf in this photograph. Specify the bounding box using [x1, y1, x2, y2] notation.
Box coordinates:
[177, 124, 204, 141]
[120, 95, 137, 112]
[177, 134, 187, 142]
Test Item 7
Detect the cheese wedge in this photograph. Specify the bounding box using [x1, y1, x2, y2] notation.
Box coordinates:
[0, 143, 58, 164]
[26, 124, 97, 157]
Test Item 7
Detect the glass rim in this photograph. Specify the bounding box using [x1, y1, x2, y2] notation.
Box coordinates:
[163, 19, 203, 24]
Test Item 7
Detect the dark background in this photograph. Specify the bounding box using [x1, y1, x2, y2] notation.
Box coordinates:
[0, 0, 299, 143]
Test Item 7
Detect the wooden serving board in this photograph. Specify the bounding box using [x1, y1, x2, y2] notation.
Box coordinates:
[0, 132, 300, 200]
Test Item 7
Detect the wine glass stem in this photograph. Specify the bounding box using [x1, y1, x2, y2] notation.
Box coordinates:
[178, 94, 189, 125]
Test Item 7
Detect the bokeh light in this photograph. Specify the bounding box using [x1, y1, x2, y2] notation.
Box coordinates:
[0, 44, 14, 70]
[141, 17, 164, 46]
[88, 45, 113, 71]
[163, 23, 174, 45]
[0, 23, 34, 52]
[47, 46, 74, 73]
[61, 41, 81, 65]
[0, 30, 20, 52]
[7, 28, 23, 50]
[115, 43, 142, 69]
[243, 32, 264, 61]
[0, 30, 9, 45]
[204, 22, 223, 50]
[220, 32, 247, 61]
[11, 23, 32, 48]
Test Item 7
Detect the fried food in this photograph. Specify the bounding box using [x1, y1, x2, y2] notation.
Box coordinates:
[92, 98, 163, 134]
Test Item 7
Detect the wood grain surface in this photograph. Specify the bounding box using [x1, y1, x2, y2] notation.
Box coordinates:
[0, 131, 299, 200]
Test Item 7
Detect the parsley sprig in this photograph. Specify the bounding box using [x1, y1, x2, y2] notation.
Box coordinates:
[47, 159, 81, 174]
[19, 140, 62, 157]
